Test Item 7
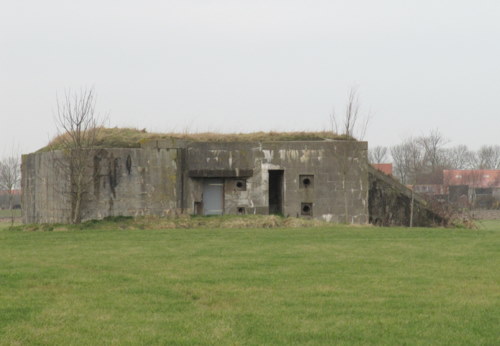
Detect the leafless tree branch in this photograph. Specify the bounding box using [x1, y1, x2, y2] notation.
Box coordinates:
[368, 146, 388, 164]
[330, 87, 369, 223]
[0, 148, 21, 226]
[53, 87, 105, 224]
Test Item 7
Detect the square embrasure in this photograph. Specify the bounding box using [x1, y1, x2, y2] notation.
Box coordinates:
[301, 202, 313, 216]
[299, 175, 314, 188]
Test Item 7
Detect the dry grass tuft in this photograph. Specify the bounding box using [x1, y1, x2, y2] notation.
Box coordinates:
[15, 215, 334, 231]
[39, 127, 344, 152]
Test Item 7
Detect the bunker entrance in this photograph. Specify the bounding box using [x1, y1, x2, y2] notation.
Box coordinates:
[202, 179, 224, 215]
[268, 170, 284, 215]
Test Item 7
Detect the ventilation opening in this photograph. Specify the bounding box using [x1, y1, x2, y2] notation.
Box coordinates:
[237, 207, 245, 215]
[299, 175, 314, 188]
[301, 203, 313, 216]
[235, 179, 246, 191]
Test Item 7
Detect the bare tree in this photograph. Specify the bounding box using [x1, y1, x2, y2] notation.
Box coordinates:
[443, 145, 476, 169]
[0, 153, 21, 226]
[418, 129, 448, 172]
[390, 144, 409, 184]
[390, 138, 422, 185]
[54, 87, 105, 224]
[368, 146, 388, 164]
[390, 130, 450, 185]
[475, 145, 500, 169]
[330, 87, 369, 223]
[330, 88, 369, 141]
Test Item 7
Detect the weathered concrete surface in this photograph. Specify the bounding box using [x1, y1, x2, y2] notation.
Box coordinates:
[87, 148, 180, 219]
[22, 139, 371, 224]
[184, 141, 369, 223]
[368, 166, 444, 227]
[22, 151, 72, 223]
[22, 148, 181, 223]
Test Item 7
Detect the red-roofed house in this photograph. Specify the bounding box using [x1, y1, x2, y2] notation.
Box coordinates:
[443, 170, 500, 188]
[443, 170, 500, 208]
[372, 163, 392, 176]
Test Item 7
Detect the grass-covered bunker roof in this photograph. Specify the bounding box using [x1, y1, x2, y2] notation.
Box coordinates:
[40, 127, 348, 152]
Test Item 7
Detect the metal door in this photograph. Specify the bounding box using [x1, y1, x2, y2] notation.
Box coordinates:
[203, 179, 224, 215]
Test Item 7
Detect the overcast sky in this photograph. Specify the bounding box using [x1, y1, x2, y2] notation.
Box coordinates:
[1, 0, 499, 155]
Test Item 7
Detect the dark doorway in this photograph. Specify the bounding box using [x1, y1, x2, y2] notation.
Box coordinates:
[268, 170, 284, 215]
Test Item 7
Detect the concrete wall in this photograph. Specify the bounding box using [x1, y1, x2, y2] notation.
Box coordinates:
[86, 148, 180, 219]
[184, 141, 369, 223]
[368, 166, 444, 227]
[22, 140, 369, 224]
[22, 151, 72, 223]
[22, 148, 180, 223]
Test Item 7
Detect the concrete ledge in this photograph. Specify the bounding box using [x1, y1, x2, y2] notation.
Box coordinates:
[188, 169, 253, 178]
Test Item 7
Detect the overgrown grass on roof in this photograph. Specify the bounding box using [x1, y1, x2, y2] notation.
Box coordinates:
[39, 127, 346, 151]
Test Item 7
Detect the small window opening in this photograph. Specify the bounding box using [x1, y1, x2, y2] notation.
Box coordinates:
[299, 175, 314, 188]
[301, 203, 313, 216]
[237, 207, 245, 215]
[235, 179, 246, 191]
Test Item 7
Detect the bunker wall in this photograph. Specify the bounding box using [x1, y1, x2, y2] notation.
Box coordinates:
[368, 166, 444, 226]
[22, 148, 180, 223]
[22, 151, 72, 223]
[22, 140, 370, 224]
[185, 141, 369, 223]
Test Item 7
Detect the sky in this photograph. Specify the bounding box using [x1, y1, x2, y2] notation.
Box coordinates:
[1, 0, 499, 155]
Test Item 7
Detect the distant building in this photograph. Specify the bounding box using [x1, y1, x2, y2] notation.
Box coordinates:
[443, 169, 500, 188]
[444, 170, 500, 208]
[413, 169, 500, 208]
[412, 184, 446, 196]
[372, 163, 392, 175]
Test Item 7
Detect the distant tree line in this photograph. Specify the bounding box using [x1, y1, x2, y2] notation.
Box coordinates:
[369, 129, 500, 185]
[0, 151, 21, 225]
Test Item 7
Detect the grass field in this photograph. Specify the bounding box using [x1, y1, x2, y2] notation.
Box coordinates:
[0, 209, 21, 218]
[0, 222, 499, 345]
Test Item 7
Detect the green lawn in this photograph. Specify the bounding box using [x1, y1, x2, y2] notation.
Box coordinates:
[0, 209, 21, 218]
[0, 224, 499, 345]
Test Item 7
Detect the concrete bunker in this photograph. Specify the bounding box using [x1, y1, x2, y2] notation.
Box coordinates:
[21, 131, 443, 226]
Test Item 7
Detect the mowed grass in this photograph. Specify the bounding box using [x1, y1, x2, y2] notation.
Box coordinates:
[0, 209, 21, 218]
[0, 224, 499, 345]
